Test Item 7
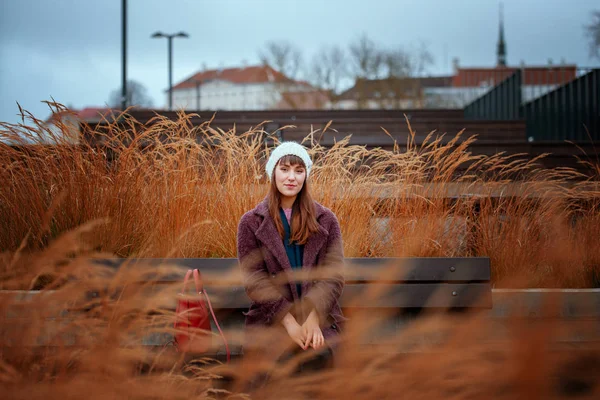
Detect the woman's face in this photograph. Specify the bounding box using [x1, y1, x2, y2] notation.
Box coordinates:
[274, 160, 306, 200]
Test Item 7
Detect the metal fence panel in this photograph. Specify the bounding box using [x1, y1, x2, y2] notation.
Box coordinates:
[521, 69, 599, 141]
[465, 68, 600, 142]
[464, 71, 522, 120]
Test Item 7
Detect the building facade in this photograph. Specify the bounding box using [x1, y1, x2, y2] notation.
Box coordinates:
[332, 4, 581, 110]
[169, 65, 322, 111]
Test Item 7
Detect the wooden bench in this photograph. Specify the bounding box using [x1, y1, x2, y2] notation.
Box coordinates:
[91, 257, 492, 360]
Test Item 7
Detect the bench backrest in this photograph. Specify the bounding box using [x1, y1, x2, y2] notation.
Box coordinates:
[93, 257, 492, 310]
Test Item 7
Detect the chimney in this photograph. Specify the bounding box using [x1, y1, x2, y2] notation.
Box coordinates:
[452, 57, 460, 74]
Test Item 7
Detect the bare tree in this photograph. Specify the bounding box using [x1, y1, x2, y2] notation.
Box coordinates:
[258, 40, 306, 109]
[258, 40, 304, 79]
[348, 33, 384, 79]
[584, 10, 600, 60]
[382, 42, 434, 78]
[411, 41, 435, 77]
[347, 33, 386, 108]
[376, 43, 435, 108]
[346, 35, 436, 109]
[382, 48, 413, 78]
[108, 80, 154, 109]
[309, 45, 349, 107]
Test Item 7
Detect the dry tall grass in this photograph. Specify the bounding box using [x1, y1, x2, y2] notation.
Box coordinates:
[2, 104, 600, 399]
[0, 103, 599, 288]
[1, 233, 599, 399]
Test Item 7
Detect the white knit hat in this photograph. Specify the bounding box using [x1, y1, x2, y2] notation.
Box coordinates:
[265, 141, 313, 181]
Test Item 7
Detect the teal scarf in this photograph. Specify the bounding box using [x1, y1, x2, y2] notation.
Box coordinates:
[279, 208, 304, 298]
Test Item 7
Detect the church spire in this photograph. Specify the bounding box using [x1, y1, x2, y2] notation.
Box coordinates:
[497, 2, 507, 66]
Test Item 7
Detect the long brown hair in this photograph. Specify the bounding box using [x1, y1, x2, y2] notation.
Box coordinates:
[268, 154, 320, 245]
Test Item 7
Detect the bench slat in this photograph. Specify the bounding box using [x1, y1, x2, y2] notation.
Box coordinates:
[93, 257, 491, 283]
[345, 258, 490, 282]
[340, 283, 493, 308]
[165, 283, 492, 309]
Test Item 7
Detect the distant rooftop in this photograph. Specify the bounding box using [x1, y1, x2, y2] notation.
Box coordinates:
[172, 65, 301, 90]
[453, 65, 578, 86]
[45, 107, 117, 124]
[339, 76, 454, 100]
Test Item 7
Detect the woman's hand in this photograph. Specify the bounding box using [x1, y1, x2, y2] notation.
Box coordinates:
[281, 313, 307, 350]
[302, 309, 325, 350]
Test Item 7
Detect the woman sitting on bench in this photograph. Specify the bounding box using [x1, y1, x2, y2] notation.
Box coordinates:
[237, 141, 346, 377]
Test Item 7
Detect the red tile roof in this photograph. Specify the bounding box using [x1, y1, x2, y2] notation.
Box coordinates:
[453, 66, 578, 87]
[46, 107, 157, 124]
[78, 107, 116, 121]
[173, 65, 297, 90]
[45, 107, 115, 124]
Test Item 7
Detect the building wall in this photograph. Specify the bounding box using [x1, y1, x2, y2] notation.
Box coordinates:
[423, 85, 562, 108]
[521, 85, 559, 102]
[334, 98, 418, 110]
[45, 115, 81, 144]
[170, 81, 309, 111]
[171, 79, 560, 111]
[423, 87, 490, 108]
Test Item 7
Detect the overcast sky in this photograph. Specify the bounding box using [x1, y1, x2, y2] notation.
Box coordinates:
[1, 0, 598, 124]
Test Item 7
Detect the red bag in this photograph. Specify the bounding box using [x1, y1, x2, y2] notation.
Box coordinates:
[174, 269, 230, 362]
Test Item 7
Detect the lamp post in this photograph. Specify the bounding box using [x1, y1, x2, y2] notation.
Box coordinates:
[151, 31, 189, 110]
[121, 0, 127, 110]
[195, 79, 202, 110]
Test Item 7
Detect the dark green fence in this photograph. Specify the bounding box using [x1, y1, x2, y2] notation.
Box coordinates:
[523, 69, 599, 141]
[464, 71, 522, 121]
[465, 68, 599, 142]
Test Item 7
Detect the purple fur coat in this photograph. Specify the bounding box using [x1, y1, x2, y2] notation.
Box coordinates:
[236, 198, 347, 347]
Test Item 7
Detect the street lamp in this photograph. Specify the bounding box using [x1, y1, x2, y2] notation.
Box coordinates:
[195, 79, 202, 110]
[121, 0, 127, 110]
[151, 31, 189, 111]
